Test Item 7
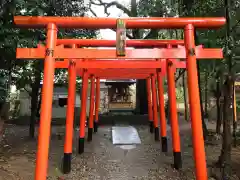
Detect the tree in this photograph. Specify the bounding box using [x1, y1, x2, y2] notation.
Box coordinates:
[216, 0, 235, 178]
[0, 0, 97, 138]
[214, 71, 223, 134]
[0, 0, 20, 141]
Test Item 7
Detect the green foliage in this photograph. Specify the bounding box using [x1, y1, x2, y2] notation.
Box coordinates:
[176, 87, 184, 103]
[0, 0, 97, 101]
[137, 0, 167, 17]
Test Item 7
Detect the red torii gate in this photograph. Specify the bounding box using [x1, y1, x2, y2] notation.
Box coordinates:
[56, 55, 187, 172]
[14, 16, 225, 180]
[53, 42, 222, 174]
[18, 41, 220, 172]
[20, 42, 189, 170]
[18, 42, 222, 176]
[18, 39, 192, 173]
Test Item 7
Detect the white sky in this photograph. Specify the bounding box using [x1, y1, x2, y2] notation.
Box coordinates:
[88, 0, 131, 39]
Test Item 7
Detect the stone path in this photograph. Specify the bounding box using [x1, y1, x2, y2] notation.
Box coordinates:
[0, 121, 239, 179]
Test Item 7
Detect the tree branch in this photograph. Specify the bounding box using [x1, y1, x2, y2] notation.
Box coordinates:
[90, 0, 131, 16]
[175, 69, 186, 82]
[90, 8, 97, 17]
[24, 87, 32, 96]
[110, 29, 134, 39]
[89, 6, 134, 39]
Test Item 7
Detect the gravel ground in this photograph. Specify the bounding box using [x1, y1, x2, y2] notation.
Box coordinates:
[0, 120, 239, 180]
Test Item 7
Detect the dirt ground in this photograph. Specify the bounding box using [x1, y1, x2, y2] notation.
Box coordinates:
[0, 119, 240, 180]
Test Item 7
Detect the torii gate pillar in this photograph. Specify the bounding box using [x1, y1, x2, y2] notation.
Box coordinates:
[35, 23, 57, 180]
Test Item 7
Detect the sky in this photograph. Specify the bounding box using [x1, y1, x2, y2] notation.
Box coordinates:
[88, 0, 131, 39]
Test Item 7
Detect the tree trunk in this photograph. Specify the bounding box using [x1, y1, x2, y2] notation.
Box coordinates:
[0, 117, 4, 142]
[217, 0, 234, 177]
[204, 70, 209, 118]
[0, 102, 8, 142]
[29, 61, 42, 138]
[197, 60, 208, 139]
[232, 84, 237, 147]
[218, 76, 232, 179]
[216, 77, 222, 134]
[182, 64, 188, 121]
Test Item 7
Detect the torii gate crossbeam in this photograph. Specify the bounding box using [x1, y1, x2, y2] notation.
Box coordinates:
[17, 46, 223, 59]
[14, 16, 225, 29]
[57, 39, 185, 47]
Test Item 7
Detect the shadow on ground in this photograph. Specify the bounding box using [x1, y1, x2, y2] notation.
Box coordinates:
[0, 115, 239, 180]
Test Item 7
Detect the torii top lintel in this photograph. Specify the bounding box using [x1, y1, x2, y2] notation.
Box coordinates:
[14, 16, 226, 29]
